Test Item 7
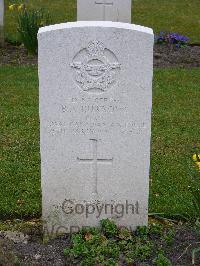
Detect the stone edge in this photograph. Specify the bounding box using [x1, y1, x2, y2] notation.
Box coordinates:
[38, 21, 153, 36]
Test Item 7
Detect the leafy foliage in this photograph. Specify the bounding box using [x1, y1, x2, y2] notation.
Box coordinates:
[17, 8, 51, 55]
[64, 219, 174, 265]
[153, 253, 172, 266]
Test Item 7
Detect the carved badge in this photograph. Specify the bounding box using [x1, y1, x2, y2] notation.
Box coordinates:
[71, 40, 121, 93]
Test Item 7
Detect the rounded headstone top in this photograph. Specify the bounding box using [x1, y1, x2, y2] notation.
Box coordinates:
[38, 21, 153, 36]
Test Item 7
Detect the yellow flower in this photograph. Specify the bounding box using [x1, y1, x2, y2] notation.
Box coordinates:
[18, 4, 25, 11]
[193, 154, 200, 170]
[192, 153, 200, 162]
[8, 4, 16, 11]
[196, 162, 200, 170]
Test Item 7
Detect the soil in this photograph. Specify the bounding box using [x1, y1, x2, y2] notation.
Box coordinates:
[0, 43, 37, 66]
[0, 224, 200, 265]
[0, 43, 200, 68]
[153, 44, 200, 68]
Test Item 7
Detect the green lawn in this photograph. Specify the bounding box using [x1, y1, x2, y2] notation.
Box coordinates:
[0, 67, 200, 219]
[4, 0, 200, 43]
[0, 67, 40, 219]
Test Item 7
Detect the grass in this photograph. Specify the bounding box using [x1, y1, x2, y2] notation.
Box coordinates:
[4, 0, 200, 43]
[0, 66, 200, 219]
[0, 66, 40, 219]
[133, 0, 200, 44]
[150, 68, 200, 218]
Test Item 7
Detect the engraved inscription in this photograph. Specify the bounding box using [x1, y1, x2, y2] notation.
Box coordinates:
[48, 120, 147, 136]
[71, 40, 120, 93]
[95, 0, 114, 20]
[77, 139, 113, 194]
[61, 97, 127, 114]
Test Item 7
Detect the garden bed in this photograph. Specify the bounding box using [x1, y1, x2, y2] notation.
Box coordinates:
[0, 43, 37, 66]
[0, 220, 200, 265]
[0, 43, 200, 68]
[153, 44, 200, 68]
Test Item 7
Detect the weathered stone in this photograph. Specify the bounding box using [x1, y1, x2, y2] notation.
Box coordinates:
[38, 21, 154, 237]
[77, 0, 132, 23]
[0, 231, 29, 244]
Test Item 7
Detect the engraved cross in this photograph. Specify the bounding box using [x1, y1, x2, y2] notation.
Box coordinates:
[95, 0, 114, 20]
[77, 139, 113, 194]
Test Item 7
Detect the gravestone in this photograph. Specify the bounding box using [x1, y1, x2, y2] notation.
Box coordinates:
[38, 21, 154, 237]
[0, 0, 4, 46]
[77, 0, 132, 23]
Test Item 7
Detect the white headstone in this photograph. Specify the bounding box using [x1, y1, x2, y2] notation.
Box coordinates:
[0, 0, 4, 46]
[77, 0, 132, 23]
[38, 21, 154, 237]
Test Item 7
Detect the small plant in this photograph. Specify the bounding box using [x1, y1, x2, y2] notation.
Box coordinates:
[155, 32, 189, 47]
[189, 152, 200, 223]
[64, 231, 120, 265]
[100, 218, 119, 237]
[17, 8, 51, 55]
[188, 151, 200, 265]
[135, 225, 149, 237]
[149, 223, 163, 236]
[153, 253, 172, 266]
[161, 228, 175, 246]
[134, 241, 153, 260]
[64, 219, 173, 265]
[192, 247, 200, 265]
[118, 227, 132, 240]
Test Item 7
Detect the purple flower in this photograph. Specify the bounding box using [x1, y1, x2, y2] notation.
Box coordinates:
[155, 31, 189, 47]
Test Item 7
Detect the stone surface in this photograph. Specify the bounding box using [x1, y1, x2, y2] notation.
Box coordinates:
[0, 0, 4, 46]
[38, 21, 154, 237]
[0, 231, 29, 244]
[77, 0, 132, 23]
